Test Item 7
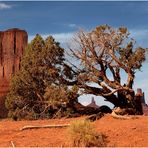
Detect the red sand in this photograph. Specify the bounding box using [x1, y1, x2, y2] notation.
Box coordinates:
[0, 115, 148, 147]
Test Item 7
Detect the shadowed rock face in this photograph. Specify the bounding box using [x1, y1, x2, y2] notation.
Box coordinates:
[0, 28, 28, 117]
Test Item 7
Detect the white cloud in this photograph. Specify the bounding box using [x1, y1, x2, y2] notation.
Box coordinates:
[129, 28, 148, 47]
[130, 29, 148, 42]
[28, 32, 74, 44]
[130, 29, 148, 39]
[0, 3, 12, 10]
[28, 28, 148, 48]
[52, 32, 74, 43]
[68, 24, 77, 28]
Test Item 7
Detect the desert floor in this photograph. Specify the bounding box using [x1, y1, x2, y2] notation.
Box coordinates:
[0, 114, 148, 147]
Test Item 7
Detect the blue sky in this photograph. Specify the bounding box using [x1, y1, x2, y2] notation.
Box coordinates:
[0, 1, 148, 106]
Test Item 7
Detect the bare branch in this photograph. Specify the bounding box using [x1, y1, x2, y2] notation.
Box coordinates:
[102, 87, 133, 97]
[20, 124, 70, 131]
[108, 48, 129, 73]
[11, 141, 16, 148]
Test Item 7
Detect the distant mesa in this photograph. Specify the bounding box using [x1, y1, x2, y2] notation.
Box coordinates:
[87, 97, 100, 109]
[0, 28, 28, 118]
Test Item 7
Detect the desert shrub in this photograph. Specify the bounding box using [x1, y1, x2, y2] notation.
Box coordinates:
[68, 120, 107, 147]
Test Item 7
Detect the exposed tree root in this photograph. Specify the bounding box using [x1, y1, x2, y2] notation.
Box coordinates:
[20, 124, 70, 131]
[86, 112, 105, 121]
[111, 111, 139, 120]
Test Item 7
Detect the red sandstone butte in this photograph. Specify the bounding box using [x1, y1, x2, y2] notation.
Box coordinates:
[0, 28, 28, 117]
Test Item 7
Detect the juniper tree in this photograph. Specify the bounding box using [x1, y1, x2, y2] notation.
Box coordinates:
[70, 25, 147, 115]
[5, 34, 78, 119]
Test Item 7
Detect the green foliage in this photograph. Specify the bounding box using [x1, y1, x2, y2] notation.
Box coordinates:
[5, 34, 76, 120]
[44, 85, 78, 105]
[44, 86, 67, 105]
[93, 24, 146, 72]
[68, 120, 107, 147]
[118, 42, 146, 71]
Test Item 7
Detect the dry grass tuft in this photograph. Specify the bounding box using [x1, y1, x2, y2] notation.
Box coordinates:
[67, 120, 107, 147]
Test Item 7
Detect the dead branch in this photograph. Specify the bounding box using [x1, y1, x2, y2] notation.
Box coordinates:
[11, 141, 15, 148]
[102, 87, 133, 96]
[52, 108, 62, 119]
[20, 124, 70, 131]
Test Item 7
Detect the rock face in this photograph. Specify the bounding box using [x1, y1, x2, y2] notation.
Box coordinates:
[0, 28, 28, 117]
[135, 88, 148, 115]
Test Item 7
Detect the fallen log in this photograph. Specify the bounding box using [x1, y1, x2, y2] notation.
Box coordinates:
[20, 124, 70, 131]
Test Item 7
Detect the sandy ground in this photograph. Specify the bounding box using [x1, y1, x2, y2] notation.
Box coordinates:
[0, 114, 148, 147]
